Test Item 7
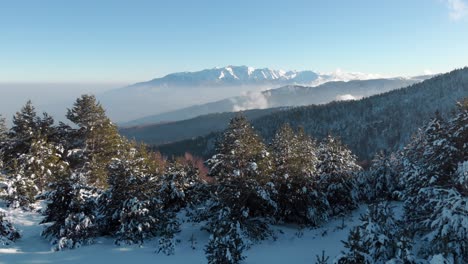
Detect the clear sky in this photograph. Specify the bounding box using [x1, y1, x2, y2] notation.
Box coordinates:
[1, 0, 467, 83]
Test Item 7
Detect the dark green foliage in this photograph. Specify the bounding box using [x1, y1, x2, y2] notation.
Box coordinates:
[41, 172, 99, 251]
[206, 115, 270, 180]
[317, 136, 361, 216]
[335, 227, 372, 264]
[316, 250, 330, 264]
[358, 151, 399, 202]
[398, 99, 467, 264]
[66, 94, 124, 188]
[270, 124, 328, 225]
[205, 208, 247, 264]
[159, 68, 468, 161]
[0, 210, 21, 245]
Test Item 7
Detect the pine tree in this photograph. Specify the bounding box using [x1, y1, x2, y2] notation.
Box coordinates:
[66, 94, 123, 188]
[270, 124, 327, 225]
[359, 151, 398, 202]
[317, 135, 361, 216]
[416, 188, 467, 263]
[206, 114, 270, 181]
[17, 136, 67, 192]
[99, 144, 157, 234]
[41, 171, 99, 251]
[160, 159, 204, 211]
[0, 114, 7, 144]
[11, 100, 38, 142]
[334, 227, 372, 264]
[399, 101, 468, 264]
[0, 209, 21, 245]
[99, 143, 180, 246]
[205, 208, 247, 264]
[202, 115, 276, 263]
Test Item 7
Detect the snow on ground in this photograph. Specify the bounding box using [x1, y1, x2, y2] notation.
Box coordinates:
[0, 204, 384, 264]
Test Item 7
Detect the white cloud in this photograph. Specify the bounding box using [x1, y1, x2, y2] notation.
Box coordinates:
[232, 91, 269, 111]
[336, 94, 357, 101]
[423, 69, 433, 75]
[443, 0, 468, 20]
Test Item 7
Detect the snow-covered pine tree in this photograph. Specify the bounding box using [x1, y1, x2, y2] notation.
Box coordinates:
[66, 94, 124, 188]
[1, 173, 38, 209]
[206, 114, 271, 179]
[159, 159, 203, 212]
[0, 115, 6, 168]
[0, 102, 60, 208]
[334, 227, 372, 264]
[358, 151, 398, 202]
[41, 171, 99, 251]
[448, 99, 468, 195]
[336, 202, 402, 264]
[0, 114, 6, 146]
[400, 101, 467, 264]
[99, 143, 179, 247]
[0, 209, 21, 245]
[205, 207, 247, 264]
[317, 135, 361, 216]
[270, 124, 328, 226]
[415, 187, 467, 264]
[16, 136, 68, 192]
[203, 115, 276, 263]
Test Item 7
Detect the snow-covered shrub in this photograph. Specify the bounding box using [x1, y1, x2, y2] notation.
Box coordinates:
[0, 210, 21, 245]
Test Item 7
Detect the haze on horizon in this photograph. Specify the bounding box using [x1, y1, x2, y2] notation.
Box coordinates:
[1, 0, 467, 124]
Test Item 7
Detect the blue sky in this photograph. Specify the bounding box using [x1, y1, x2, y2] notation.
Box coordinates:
[1, 0, 467, 83]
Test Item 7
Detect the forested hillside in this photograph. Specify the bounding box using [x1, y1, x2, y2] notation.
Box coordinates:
[120, 107, 283, 145]
[122, 77, 423, 127]
[157, 68, 468, 161]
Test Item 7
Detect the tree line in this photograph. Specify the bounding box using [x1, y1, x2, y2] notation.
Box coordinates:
[1, 95, 466, 264]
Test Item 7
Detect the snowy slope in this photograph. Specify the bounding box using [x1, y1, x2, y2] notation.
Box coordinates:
[0, 203, 375, 264]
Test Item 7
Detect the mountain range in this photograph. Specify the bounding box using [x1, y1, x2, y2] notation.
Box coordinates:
[99, 66, 393, 123]
[128, 68, 468, 161]
[122, 76, 428, 127]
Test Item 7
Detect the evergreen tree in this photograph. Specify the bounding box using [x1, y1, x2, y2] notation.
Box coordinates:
[414, 187, 467, 263]
[270, 124, 327, 225]
[334, 227, 372, 264]
[41, 171, 99, 251]
[206, 114, 270, 180]
[205, 208, 247, 264]
[317, 135, 361, 216]
[203, 115, 276, 263]
[0, 209, 21, 245]
[10, 100, 38, 142]
[0, 114, 7, 144]
[160, 159, 204, 211]
[16, 137, 67, 192]
[99, 143, 179, 246]
[359, 151, 398, 202]
[399, 101, 467, 264]
[66, 94, 123, 188]
[336, 202, 402, 264]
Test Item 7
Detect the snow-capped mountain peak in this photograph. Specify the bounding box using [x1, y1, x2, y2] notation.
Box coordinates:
[131, 65, 386, 89]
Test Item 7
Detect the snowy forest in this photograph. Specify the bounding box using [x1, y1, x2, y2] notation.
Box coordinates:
[0, 79, 467, 264]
